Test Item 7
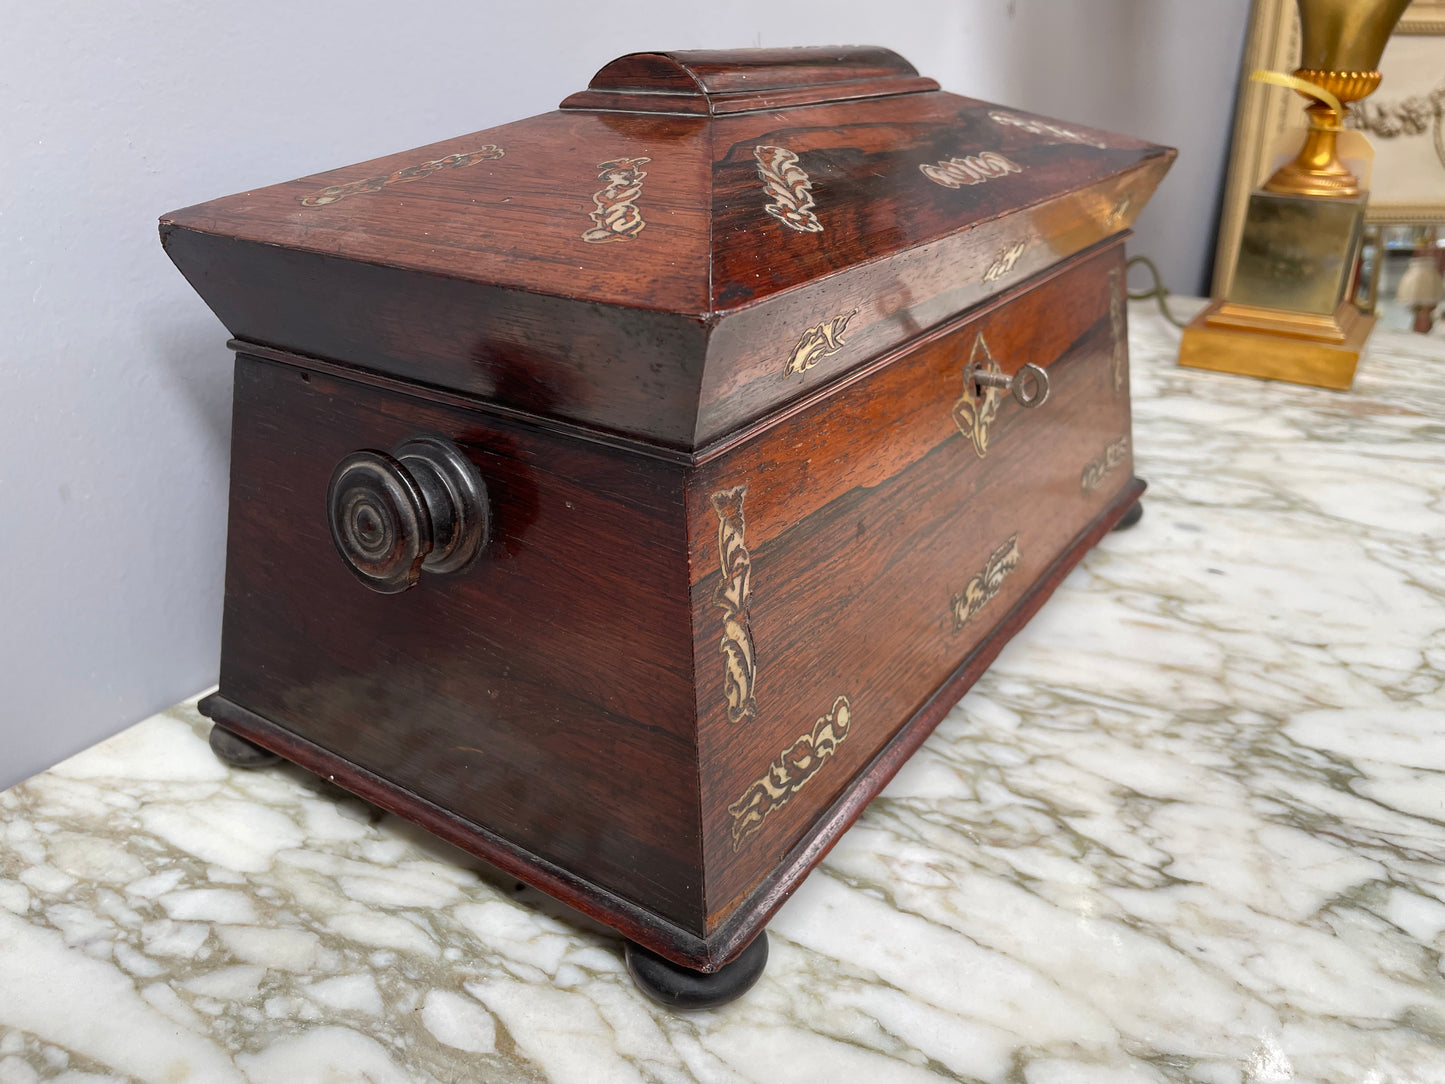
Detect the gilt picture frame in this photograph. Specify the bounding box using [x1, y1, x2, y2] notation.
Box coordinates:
[1399, 0, 1445, 32]
[1212, 0, 1302, 297]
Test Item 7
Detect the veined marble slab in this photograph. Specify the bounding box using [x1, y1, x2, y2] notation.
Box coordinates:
[2, 302, 1444, 1083]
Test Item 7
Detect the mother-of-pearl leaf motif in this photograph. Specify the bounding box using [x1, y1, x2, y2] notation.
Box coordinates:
[786, 309, 857, 375]
[581, 157, 650, 244]
[754, 145, 824, 233]
[987, 108, 1110, 148]
[727, 696, 852, 850]
[920, 150, 1022, 189]
[299, 146, 505, 207]
[950, 534, 1020, 631]
[712, 485, 757, 723]
[1081, 434, 1130, 495]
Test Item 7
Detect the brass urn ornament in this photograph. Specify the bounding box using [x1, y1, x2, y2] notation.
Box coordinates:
[1179, 0, 1411, 390]
[1264, 0, 1410, 199]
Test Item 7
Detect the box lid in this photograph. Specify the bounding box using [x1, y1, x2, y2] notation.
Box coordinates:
[161, 47, 1173, 453]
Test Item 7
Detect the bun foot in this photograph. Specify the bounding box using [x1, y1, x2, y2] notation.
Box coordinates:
[1112, 500, 1144, 531]
[208, 725, 281, 768]
[625, 933, 768, 1011]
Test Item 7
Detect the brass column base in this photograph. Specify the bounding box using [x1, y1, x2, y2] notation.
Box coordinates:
[1207, 297, 1362, 344]
[1178, 299, 1375, 391]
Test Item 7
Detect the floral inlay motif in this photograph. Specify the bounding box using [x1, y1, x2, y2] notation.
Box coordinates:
[711, 486, 757, 725]
[1081, 436, 1130, 496]
[754, 145, 824, 233]
[786, 310, 858, 375]
[950, 534, 1021, 632]
[987, 109, 1108, 148]
[298, 147, 505, 207]
[728, 696, 852, 850]
[921, 151, 1022, 189]
[581, 158, 651, 243]
[983, 240, 1028, 283]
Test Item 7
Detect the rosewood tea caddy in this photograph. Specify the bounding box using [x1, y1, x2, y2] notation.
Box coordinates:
[161, 47, 1173, 1008]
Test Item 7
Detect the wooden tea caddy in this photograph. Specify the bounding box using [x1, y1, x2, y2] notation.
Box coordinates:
[161, 47, 1173, 1008]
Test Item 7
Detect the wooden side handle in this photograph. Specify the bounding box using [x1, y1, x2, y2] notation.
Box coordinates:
[326, 435, 489, 594]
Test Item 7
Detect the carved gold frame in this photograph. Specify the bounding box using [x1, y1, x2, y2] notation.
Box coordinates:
[1399, 0, 1445, 33]
[1365, 1, 1445, 224]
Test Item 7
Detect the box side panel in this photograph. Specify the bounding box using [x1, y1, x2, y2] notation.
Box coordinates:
[691, 243, 1134, 932]
[221, 357, 704, 930]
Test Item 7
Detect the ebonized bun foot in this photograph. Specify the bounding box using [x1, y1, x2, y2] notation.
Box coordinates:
[625, 932, 768, 1010]
[208, 725, 282, 768]
[1112, 500, 1144, 531]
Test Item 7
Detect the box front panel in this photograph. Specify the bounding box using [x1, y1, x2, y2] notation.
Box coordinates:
[222, 358, 704, 929]
[690, 242, 1134, 929]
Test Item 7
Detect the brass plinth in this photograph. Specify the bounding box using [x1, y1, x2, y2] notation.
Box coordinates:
[1263, 70, 1381, 199]
[1228, 190, 1366, 315]
[1207, 296, 1363, 345]
[1179, 300, 1375, 391]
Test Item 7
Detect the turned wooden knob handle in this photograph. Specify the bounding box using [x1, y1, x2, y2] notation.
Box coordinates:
[326, 435, 489, 594]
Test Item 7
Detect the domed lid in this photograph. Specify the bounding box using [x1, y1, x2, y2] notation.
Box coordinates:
[161, 48, 1174, 451]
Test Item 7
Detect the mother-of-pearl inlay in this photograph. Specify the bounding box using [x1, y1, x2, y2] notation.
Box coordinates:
[754, 145, 824, 234]
[580, 157, 650, 244]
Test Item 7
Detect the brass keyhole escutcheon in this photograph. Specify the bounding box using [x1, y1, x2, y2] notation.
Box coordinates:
[951, 332, 1052, 459]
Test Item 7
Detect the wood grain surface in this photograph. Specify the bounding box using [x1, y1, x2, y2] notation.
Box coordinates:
[217, 354, 704, 929]
[688, 242, 1135, 928]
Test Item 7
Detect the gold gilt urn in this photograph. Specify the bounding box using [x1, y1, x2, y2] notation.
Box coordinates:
[1179, 0, 1411, 390]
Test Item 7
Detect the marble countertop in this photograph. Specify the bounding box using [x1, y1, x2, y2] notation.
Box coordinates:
[4, 301, 1444, 1084]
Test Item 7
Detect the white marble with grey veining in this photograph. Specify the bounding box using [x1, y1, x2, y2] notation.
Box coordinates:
[2, 301, 1444, 1083]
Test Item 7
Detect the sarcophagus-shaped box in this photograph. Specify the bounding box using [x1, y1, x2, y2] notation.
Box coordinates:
[161, 48, 1173, 1007]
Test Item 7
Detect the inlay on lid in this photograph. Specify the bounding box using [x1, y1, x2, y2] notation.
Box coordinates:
[161, 47, 1174, 449]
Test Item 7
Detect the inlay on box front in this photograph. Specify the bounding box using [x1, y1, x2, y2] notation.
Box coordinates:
[160, 47, 1173, 1008]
